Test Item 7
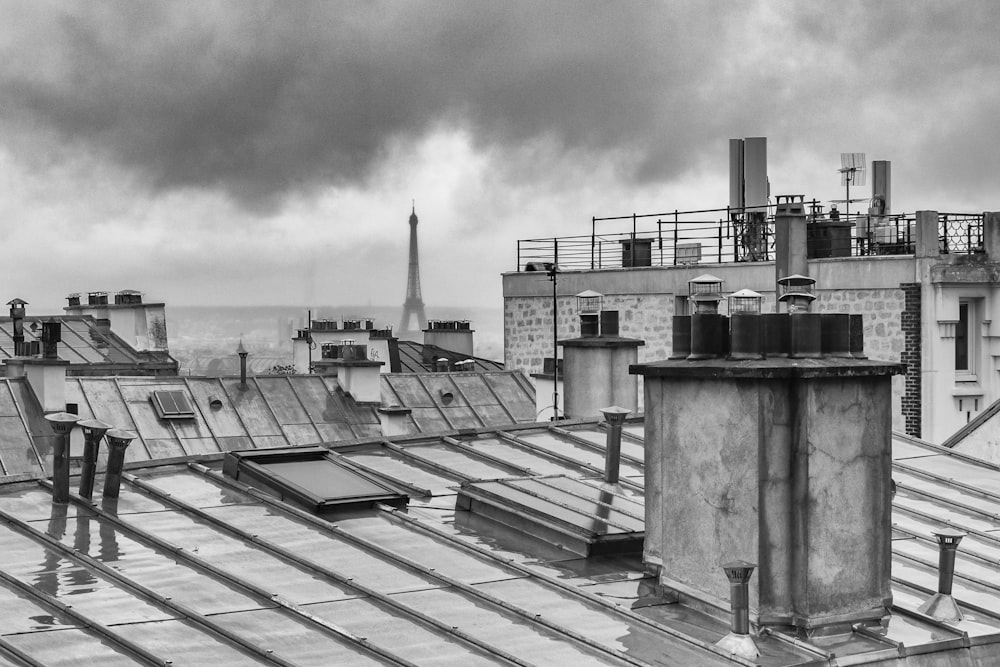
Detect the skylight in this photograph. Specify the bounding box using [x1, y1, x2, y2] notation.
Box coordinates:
[151, 390, 195, 419]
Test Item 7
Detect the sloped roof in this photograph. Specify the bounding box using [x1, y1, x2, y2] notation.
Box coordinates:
[0, 371, 537, 479]
[4, 413, 1000, 663]
[0, 315, 176, 373]
[395, 340, 503, 373]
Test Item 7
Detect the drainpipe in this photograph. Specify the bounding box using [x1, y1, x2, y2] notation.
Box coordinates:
[917, 530, 966, 622]
[716, 560, 759, 659]
[77, 419, 112, 500]
[600, 406, 630, 484]
[44, 412, 80, 504]
[103, 429, 138, 499]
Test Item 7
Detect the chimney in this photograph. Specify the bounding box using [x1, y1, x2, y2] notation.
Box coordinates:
[67, 290, 168, 352]
[236, 340, 249, 390]
[774, 195, 808, 301]
[333, 345, 384, 403]
[8, 298, 28, 355]
[633, 314, 903, 632]
[44, 412, 80, 503]
[23, 355, 70, 413]
[560, 312, 644, 420]
[423, 320, 475, 358]
[77, 419, 112, 500]
[917, 530, 966, 622]
[378, 406, 413, 437]
[103, 429, 137, 498]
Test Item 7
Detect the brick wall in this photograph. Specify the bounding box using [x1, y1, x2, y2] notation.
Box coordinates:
[899, 282, 922, 438]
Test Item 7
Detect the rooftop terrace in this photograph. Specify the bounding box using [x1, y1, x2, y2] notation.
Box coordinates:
[515, 204, 985, 272]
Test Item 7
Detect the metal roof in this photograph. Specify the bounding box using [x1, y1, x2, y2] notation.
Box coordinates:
[394, 340, 504, 373]
[0, 316, 177, 373]
[2, 418, 1000, 664]
[0, 371, 537, 479]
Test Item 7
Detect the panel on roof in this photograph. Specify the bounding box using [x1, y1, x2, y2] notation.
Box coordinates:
[185, 379, 247, 438]
[440, 406, 484, 430]
[408, 407, 450, 433]
[308, 597, 503, 665]
[3, 627, 137, 666]
[403, 442, 512, 480]
[462, 438, 583, 476]
[384, 376, 435, 408]
[255, 378, 310, 424]
[150, 390, 195, 419]
[342, 449, 461, 495]
[316, 422, 358, 443]
[0, 415, 41, 476]
[76, 380, 139, 433]
[221, 379, 284, 437]
[127, 400, 175, 441]
[208, 608, 383, 666]
[144, 438, 186, 460]
[282, 423, 322, 446]
[179, 437, 222, 455]
[286, 376, 342, 422]
[218, 436, 255, 451]
[250, 434, 290, 449]
[8, 380, 48, 437]
[419, 375, 467, 406]
[483, 374, 536, 421]
[111, 618, 269, 665]
[451, 374, 500, 405]
[0, 382, 21, 418]
[474, 403, 520, 426]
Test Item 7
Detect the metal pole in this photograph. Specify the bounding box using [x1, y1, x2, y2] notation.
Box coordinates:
[591, 217, 596, 269]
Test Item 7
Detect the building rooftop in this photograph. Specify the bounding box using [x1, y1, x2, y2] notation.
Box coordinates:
[395, 340, 504, 374]
[2, 417, 1000, 664]
[0, 315, 177, 375]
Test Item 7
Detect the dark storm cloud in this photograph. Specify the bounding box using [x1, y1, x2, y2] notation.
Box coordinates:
[2, 1, 999, 212]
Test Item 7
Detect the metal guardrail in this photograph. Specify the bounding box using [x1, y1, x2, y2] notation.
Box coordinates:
[516, 207, 986, 272]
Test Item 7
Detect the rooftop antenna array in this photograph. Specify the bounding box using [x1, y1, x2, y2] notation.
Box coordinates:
[835, 152, 867, 218]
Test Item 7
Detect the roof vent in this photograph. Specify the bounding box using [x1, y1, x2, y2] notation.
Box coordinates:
[917, 530, 966, 622]
[151, 390, 195, 419]
[715, 561, 759, 659]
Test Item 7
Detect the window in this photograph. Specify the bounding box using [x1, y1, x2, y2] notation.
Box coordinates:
[955, 299, 981, 380]
[151, 390, 195, 419]
[955, 302, 969, 371]
[223, 447, 408, 514]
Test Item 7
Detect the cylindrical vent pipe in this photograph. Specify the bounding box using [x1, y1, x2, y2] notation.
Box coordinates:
[821, 314, 852, 357]
[599, 310, 619, 337]
[789, 313, 822, 358]
[670, 316, 691, 359]
[762, 314, 789, 358]
[715, 560, 759, 659]
[688, 314, 728, 360]
[729, 313, 762, 360]
[103, 429, 138, 499]
[917, 529, 966, 622]
[934, 530, 964, 596]
[77, 419, 112, 500]
[236, 340, 249, 391]
[580, 313, 599, 337]
[44, 412, 80, 504]
[600, 406, 630, 484]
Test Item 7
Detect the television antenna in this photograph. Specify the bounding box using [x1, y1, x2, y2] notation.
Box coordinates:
[834, 152, 867, 218]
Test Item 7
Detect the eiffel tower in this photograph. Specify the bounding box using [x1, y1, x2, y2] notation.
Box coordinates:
[398, 203, 427, 339]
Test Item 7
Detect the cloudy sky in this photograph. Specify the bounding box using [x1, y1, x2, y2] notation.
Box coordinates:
[2, 1, 998, 312]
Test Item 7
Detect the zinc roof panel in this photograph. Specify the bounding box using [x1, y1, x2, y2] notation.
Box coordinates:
[308, 597, 507, 666]
[143, 438, 186, 460]
[119, 508, 358, 605]
[343, 449, 461, 495]
[282, 423, 323, 447]
[334, 514, 523, 585]
[0, 416, 40, 476]
[482, 373, 536, 421]
[208, 608, 384, 666]
[316, 421, 358, 443]
[404, 442, 512, 480]
[3, 627, 137, 667]
[220, 379, 284, 437]
[462, 438, 582, 476]
[389, 587, 625, 666]
[0, 582, 81, 634]
[440, 406, 484, 430]
[286, 375, 342, 422]
[111, 618, 271, 665]
[475, 578, 729, 666]
[184, 378, 248, 437]
[408, 407, 450, 433]
[255, 377, 310, 424]
[197, 503, 437, 595]
[384, 375, 435, 408]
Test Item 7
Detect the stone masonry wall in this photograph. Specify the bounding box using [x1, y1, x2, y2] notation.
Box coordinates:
[505, 287, 908, 430]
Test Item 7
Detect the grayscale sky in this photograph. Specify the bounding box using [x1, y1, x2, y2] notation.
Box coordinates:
[2, 1, 997, 311]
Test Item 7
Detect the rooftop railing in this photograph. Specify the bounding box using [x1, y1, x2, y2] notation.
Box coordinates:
[515, 205, 985, 271]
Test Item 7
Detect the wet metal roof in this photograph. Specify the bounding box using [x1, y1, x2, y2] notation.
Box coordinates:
[2, 420, 1000, 664]
[0, 316, 177, 374]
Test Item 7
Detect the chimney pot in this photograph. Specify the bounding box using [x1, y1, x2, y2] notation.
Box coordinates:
[716, 560, 759, 659]
[77, 419, 112, 500]
[600, 406, 630, 484]
[44, 412, 81, 503]
[103, 429, 138, 499]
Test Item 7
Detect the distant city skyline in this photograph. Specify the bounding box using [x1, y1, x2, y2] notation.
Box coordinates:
[3, 2, 999, 311]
